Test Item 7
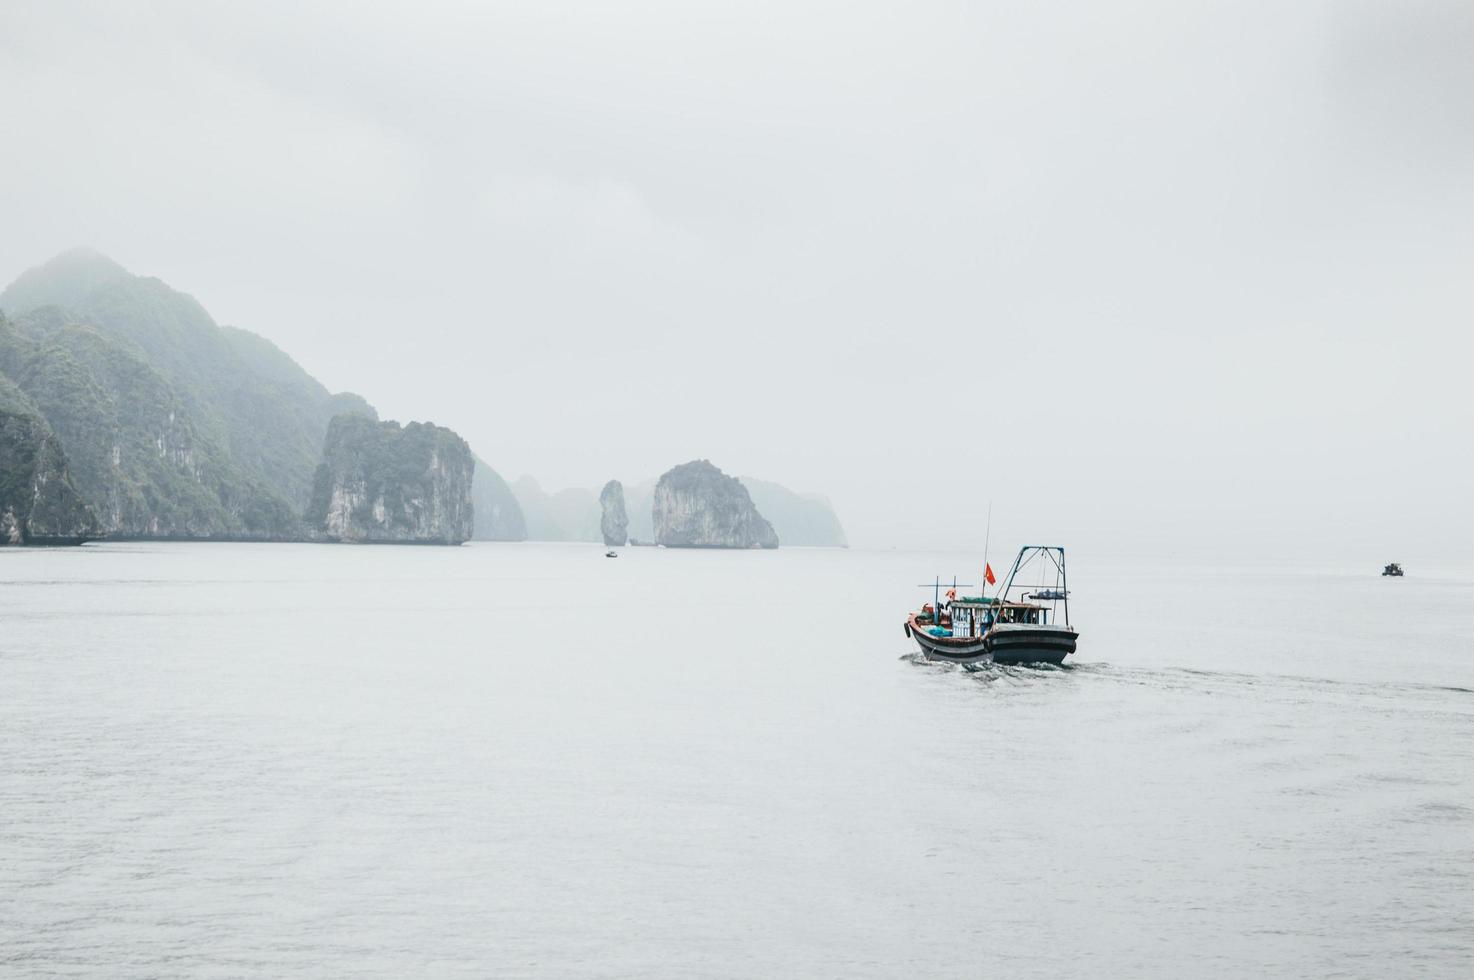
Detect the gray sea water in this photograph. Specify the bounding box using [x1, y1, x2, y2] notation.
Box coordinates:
[1, 542, 1471, 978]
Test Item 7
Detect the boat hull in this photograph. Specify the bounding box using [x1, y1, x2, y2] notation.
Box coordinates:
[906, 616, 1077, 666]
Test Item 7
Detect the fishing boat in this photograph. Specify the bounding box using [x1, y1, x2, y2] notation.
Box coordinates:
[905, 545, 1079, 666]
[1382, 562, 1403, 577]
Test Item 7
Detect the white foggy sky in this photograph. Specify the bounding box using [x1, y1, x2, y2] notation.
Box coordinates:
[2, 1, 1471, 555]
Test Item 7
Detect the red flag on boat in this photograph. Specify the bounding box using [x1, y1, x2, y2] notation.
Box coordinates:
[984, 563, 997, 586]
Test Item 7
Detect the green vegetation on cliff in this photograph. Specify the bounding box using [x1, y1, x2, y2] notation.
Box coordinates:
[306, 415, 475, 545]
[0, 249, 524, 542]
[0, 408, 100, 544]
[0, 312, 297, 537]
[0, 370, 39, 416]
[1, 248, 374, 511]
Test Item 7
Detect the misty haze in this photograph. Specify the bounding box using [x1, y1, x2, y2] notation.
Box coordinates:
[2, 2, 1471, 978]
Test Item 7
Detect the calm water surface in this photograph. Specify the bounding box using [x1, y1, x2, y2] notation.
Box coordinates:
[2, 543, 1471, 978]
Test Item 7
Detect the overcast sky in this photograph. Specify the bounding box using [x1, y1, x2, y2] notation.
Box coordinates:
[2, 1, 1470, 554]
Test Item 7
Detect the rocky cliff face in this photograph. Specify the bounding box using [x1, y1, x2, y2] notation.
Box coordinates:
[511, 476, 601, 542]
[0, 315, 300, 540]
[0, 249, 383, 514]
[471, 457, 528, 541]
[0, 410, 102, 545]
[1, 252, 533, 545]
[740, 477, 848, 547]
[599, 479, 629, 546]
[306, 415, 474, 544]
[652, 460, 779, 549]
[622, 476, 846, 547]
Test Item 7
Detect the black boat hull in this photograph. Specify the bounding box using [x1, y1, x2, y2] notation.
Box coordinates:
[907, 617, 1077, 667]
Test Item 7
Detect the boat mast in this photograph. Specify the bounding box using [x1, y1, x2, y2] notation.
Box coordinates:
[998, 547, 1028, 601]
[981, 500, 993, 598]
[1060, 547, 1069, 627]
[996, 545, 1070, 626]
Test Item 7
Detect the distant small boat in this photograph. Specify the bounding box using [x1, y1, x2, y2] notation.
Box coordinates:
[605, 550, 618, 558]
[1382, 562, 1403, 577]
[905, 545, 1078, 666]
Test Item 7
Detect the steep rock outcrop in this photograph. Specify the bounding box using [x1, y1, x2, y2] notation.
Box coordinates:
[471, 457, 528, 541]
[3, 252, 537, 545]
[306, 415, 474, 544]
[2, 249, 378, 515]
[622, 477, 846, 547]
[599, 479, 629, 546]
[0, 410, 102, 545]
[0, 315, 300, 539]
[740, 477, 848, 547]
[652, 460, 778, 549]
[511, 476, 601, 541]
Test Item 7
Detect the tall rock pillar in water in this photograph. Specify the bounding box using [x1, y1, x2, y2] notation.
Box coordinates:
[600, 479, 629, 546]
[306, 415, 474, 544]
[652, 459, 779, 549]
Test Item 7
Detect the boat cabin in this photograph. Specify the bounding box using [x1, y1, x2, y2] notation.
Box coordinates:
[945, 597, 1050, 638]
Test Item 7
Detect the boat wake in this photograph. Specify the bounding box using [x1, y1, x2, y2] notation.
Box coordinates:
[1103, 664, 1474, 704]
[899, 651, 1088, 686]
[899, 654, 1474, 707]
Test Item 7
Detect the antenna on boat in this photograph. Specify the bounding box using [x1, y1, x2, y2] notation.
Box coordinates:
[917, 576, 973, 615]
[981, 500, 993, 598]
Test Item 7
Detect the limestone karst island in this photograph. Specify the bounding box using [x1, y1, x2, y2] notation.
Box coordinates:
[651, 460, 779, 549]
[0, 248, 846, 549]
